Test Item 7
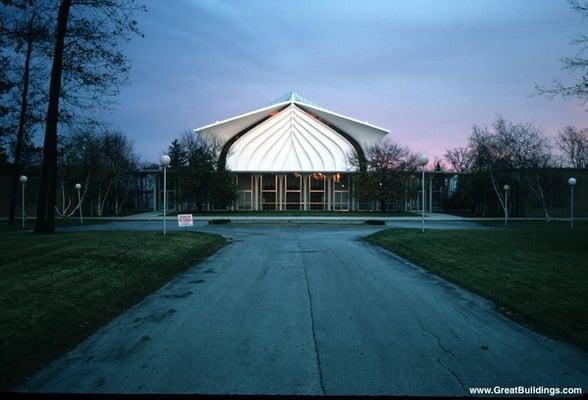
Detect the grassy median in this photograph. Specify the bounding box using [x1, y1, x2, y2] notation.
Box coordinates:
[366, 221, 588, 349]
[0, 230, 226, 389]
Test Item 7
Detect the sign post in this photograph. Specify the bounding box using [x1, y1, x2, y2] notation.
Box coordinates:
[177, 214, 194, 231]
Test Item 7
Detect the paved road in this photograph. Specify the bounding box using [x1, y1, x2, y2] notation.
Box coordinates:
[23, 223, 588, 395]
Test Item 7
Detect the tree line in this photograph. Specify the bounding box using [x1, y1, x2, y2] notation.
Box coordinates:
[443, 118, 586, 219]
[1, 0, 144, 232]
[349, 118, 586, 216]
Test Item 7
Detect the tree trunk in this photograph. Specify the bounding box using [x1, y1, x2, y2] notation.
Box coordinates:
[8, 26, 34, 226]
[34, 0, 72, 234]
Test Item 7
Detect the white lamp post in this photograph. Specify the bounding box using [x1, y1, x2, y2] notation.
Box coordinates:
[418, 154, 429, 232]
[503, 184, 510, 227]
[568, 177, 576, 229]
[19, 175, 27, 229]
[160, 154, 171, 235]
[74, 183, 83, 224]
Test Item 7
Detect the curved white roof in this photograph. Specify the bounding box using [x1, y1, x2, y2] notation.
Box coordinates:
[195, 92, 389, 158]
[226, 104, 355, 172]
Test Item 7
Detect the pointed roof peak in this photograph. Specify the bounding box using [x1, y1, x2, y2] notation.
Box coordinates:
[268, 91, 317, 107]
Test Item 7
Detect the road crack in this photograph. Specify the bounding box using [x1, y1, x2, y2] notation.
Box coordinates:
[437, 358, 467, 393]
[412, 314, 458, 359]
[299, 242, 326, 395]
[412, 314, 467, 394]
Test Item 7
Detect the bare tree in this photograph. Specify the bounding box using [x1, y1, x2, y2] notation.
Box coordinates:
[55, 130, 100, 218]
[535, 0, 588, 108]
[469, 117, 554, 220]
[444, 146, 472, 172]
[2, 0, 53, 225]
[35, 0, 144, 233]
[557, 126, 588, 168]
[350, 141, 418, 212]
[96, 131, 139, 216]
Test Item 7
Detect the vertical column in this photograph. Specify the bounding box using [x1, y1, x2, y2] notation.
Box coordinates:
[301, 174, 306, 211]
[253, 175, 257, 211]
[351, 178, 355, 211]
[323, 175, 327, 211]
[327, 175, 332, 211]
[277, 175, 281, 211]
[306, 174, 309, 211]
[153, 173, 157, 211]
[256, 175, 261, 211]
[282, 175, 286, 211]
[429, 174, 433, 213]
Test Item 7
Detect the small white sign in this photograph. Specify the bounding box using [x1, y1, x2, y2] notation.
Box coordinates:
[177, 214, 193, 227]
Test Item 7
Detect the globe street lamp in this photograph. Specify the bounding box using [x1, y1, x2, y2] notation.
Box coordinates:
[75, 183, 83, 224]
[503, 184, 510, 227]
[418, 154, 429, 232]
[19, 175, 27, 229]
[568, 177, 577, 229]
[160, 155, 171, 235]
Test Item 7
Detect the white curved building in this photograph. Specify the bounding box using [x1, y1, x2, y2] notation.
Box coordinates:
[195, 91, 389, 210]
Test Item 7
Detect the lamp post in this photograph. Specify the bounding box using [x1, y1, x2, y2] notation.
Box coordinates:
[568, 177, 576, 229]
[418, 154, 429, 232]
[160, 155, 171, 235]
[19, 175, 27, 229]
[75, 183, 83, 224]
[503, 184, 510, 227]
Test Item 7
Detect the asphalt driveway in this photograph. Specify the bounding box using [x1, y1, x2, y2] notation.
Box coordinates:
[22, 223, 588, 395]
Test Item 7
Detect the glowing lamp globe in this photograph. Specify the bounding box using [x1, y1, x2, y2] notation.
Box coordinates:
[160, 155, 171, 166]
[418, 154, 429, 166]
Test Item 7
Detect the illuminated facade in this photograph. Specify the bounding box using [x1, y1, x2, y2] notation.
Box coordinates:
[195, 92, 389, 210]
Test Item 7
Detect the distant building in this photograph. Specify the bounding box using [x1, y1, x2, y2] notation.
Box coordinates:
[194, 91, 389, 210]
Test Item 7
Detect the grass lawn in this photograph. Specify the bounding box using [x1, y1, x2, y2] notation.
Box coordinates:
[0, 229, 226, 390]
[0, 218, 110, 232]
[366, 221, 588, 349]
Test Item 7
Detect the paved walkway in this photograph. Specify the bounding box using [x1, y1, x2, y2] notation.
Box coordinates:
[22, 223, 588, 395]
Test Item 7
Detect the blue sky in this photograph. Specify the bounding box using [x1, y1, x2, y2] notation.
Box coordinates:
[100, 0, 587, 163]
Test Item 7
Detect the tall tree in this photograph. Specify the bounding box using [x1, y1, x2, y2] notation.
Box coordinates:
[168, 132, 236, 212]
[557, 126, 588, 167]
[444, 146, 472, 173]
[536, 0, 588, 107]
[3, 0, 52, 225]
[34, 0, 143, 233]
[350, 140, 418, 213]
[468, 117, 553, 219]
[34, 0, 72, 233]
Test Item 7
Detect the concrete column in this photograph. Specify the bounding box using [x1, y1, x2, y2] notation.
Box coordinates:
[303, 175, 307, 211]
[306, 175, 310, 211]
[324, 176, 329, 211]
[277, 175, 281, 211]
[253, 175, 258, 211]
[257, 175, 260, 211]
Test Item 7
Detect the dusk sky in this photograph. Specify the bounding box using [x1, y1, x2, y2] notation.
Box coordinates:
[100, 0, 587, 163]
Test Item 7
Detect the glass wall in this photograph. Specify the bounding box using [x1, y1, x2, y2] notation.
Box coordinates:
[235, 174, 252, 210]
[261, 174, 277, 210]
[333, 173, 349, 210]
[232, 172, 351, 211]
[309, 173, 325, 210]
[286, 173, 302, 210]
